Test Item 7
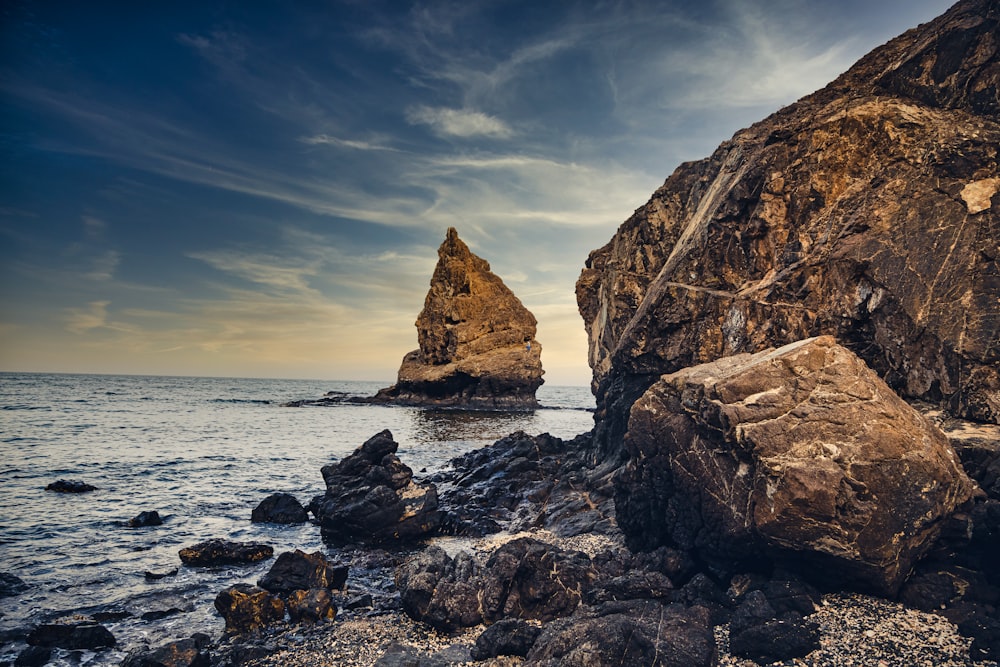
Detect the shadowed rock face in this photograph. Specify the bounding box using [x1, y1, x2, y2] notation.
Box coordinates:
[376, 228, 544, 410]
[577, 0, 1000, 455]
[617, 336, 975, 595]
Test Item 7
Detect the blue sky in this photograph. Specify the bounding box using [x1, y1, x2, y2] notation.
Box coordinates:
[0, 0, 954, 385]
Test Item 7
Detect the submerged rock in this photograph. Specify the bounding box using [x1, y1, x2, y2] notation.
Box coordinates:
[314, 430, 441, 544]
[374, 228, 544, 410]
[27, 619, 116, 650]
[127, 510, 163, 527]
[617, 336, 975, 594]
[45, 479, 97, 493]
[178, 539, 273, 567]
[0, 572, 29, 597]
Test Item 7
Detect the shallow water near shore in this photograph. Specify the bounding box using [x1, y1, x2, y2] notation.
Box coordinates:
[0, 372, 594, 665]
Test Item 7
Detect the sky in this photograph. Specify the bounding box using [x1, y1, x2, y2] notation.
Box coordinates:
[0, 0, 956, 386]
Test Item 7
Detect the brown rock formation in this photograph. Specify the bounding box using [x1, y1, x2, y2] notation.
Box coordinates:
[577, 0, 1000, 455]
[377, 227, 543, 410]
[617, 336, 975, 595]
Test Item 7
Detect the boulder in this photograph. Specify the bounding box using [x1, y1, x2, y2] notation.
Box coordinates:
[128, 510, 163, 527]
[26, 619, 116, 650]
[250, 493, 308, 524]
[257, 549, 348, 595]
[214, 584, 285, 634]
[525, 601, 716, 667]
[471, 619, 542, 660]
[617, 336, 975, 594]
[373, 227, 544, 410]
[395, 547, 483, 632]
[314, 430, 441, 544]
[285, 588, 337, 624]
[727, 590, 820, 663]
[178, 539, 273, 567]
[45, 479, 97, 493]
[120, 634, 212, 667]
[576, 0, 1000, 464]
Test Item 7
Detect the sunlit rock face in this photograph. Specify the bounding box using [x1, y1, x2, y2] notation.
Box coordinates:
[376, 227, 544, 410]
[616, 336, 975, 595]
[577, 0, 1000, 456]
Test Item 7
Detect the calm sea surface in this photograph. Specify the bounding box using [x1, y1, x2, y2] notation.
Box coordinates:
[0, 373, 594, 665]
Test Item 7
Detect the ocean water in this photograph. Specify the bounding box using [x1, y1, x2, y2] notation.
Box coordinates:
[0, 372, 595, 665]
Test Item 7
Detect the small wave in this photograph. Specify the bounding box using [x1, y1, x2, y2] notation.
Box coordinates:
[1, 404, 52, 411]
[209, 398, 272, 405]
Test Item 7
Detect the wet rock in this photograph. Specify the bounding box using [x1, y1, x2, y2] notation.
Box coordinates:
[0, 573, 29, 597]
[26, 619, 116, 649]
[141, 608, 183, 622]
[128, 511, 163, 527]
[471, 619, 541, 660]
[257, 549, 348, 595]
[618, 336, 975, 594]
[144, 569, 178, 580]
[315, 430, 441, 544]
[45, 479, 97, 493]
[214, 584, 285, 634]
[285, 588, 337, 624]
[525, 601, 716, 666]
[178, 539, 273, 567]
[251, 493, 308, 524]
[121, 634, 212, 667]
[14, 646, 50, 667]
[373, 227, 544, 410]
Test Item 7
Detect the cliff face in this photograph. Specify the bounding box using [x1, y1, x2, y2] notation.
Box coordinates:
[377, 228, 543, 410]
[577, 0, 1000, 454]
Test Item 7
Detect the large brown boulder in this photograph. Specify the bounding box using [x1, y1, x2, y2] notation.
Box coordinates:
[375, 227, 544, 410]
[617, 336, 975, 595]
[577, 0, 1000, 457]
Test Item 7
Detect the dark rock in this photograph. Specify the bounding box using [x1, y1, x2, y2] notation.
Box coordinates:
[26, 619, 116, 649]
[374, 642, 472, 667]
[576, 0, 1000, 472]
[121, 635, 212, 667]
[128, 511, 163, 527]
[92, 610, 131, 622]
[257, 549, 348, 595]
[178, 539, 273, 567]
[730, 614, 821, 664]
[525, 601, 716, 666]
[45, 479, 97, 493]
[0, 573, 29, 597]
[585, 570, 675, 605]
[344, 593, 374, 610]
[145, 569, 178, 580]
[286, 588, 337, 623]
[958, 609, 1000, 661]
[617, 336, 974, 595]
[14, 646, 50, 667]
[373, 227, 544, 410]
[315, 430, 441, 544]
[471, 619, 541, 660]
[396, 547, 483, 632]
[479, 537, 597, 623]
[141, 608, 183, 622]
[250, 493, 308, 524]
[214, 584, 285, 634]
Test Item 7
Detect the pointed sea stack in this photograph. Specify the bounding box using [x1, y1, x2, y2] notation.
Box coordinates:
[375, 228, 543, 410]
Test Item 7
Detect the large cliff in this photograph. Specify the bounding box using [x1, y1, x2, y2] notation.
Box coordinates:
[376, 228, 544, 410]
[577, 0, 1000, 456]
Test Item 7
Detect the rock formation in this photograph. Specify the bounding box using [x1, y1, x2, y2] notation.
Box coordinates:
[375, 227, 544, 410]
[616, 336, 975, 594]
[577, 0, 1000, 457]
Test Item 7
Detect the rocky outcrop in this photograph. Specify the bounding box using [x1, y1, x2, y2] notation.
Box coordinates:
[577, 0, 1000, 458]
[45, 479, 97, 493]
[214, 584, 285, 634]
[251, 493, 308, 524]
[27, 619, 116, 650]
[313, 430, 441, 544]
[178, 540, 273, 567]
[257, 550, 348, 595]
[617, 336, 975, 594]
[375, 228, 544, 410]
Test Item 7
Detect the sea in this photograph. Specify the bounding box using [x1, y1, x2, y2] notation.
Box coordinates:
[0, 372, 595, 665]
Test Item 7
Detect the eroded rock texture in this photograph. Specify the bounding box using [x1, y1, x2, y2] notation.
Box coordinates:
[376, 227, 544, 410]
[618, 336, 975, 594]
[577, 0, 1000, 457]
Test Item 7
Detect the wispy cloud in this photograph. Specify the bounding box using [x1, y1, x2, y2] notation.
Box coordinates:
[300, 134, 401, 152]
[65, 300, 133, 334]
[405, 106, 514, 139]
